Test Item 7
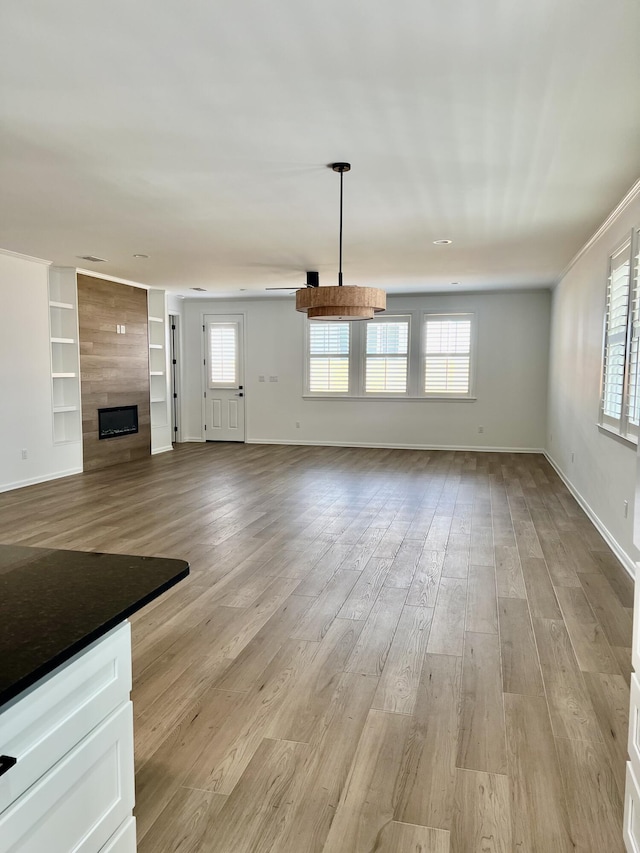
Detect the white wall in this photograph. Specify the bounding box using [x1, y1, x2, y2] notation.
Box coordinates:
[547, 185, 640, 573]
[0, 251, 82, 491]
[182, 290, 550, 451]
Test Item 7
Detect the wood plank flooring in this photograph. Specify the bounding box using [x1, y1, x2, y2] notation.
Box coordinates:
[0, 442, 633, 851]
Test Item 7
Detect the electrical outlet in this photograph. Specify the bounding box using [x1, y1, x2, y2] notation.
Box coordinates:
[571, 452, 575, 463]
[120, 324, 125, 334]
[624, 500, 629, 518]
[295, 421, 300, 429]
[478, 425, 484, 434]
[21, 449, 27, 460]
[258, 375, 265, 382]
[269, 376, 278, 382]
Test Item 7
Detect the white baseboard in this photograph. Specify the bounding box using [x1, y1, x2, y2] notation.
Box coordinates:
[151, 445, 173, 455]
[544, 452, 636, 580]
[182, 436, 206, 443]
[246, 438, 545, 453]
[0, 467, 83, 494]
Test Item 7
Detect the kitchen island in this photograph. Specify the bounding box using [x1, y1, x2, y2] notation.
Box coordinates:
[0, 544, 189, 853]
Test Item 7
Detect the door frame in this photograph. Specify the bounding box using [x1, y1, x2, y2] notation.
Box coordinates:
[201, 310, 248, 442]
[169, 313, 182, 444]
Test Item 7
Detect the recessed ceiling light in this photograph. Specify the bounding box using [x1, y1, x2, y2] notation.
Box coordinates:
[433, 239, 453, 245]
[133, 254, 149, 259]
[451, 281, 460, 285]
[76, 255, 107, 263]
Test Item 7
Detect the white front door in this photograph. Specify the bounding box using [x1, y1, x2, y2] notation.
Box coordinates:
[204, 314, 245, 442]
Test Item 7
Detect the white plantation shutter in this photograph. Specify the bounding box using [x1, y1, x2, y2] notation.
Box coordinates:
[208, 322, 238, 386]
[309, 322, 350, 393]
[600, 238, 634, 437]
[625, 238, 640, 436]
[424, 314, 473, 395]
[365, 317, 409, 393]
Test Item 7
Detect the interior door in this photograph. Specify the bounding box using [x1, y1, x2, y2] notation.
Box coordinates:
[204, 314, 245, 442]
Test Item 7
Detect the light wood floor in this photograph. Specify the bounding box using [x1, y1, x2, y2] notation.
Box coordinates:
[0, 443, 633, 852]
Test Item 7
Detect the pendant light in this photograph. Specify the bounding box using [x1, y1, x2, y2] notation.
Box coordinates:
[296, 163, 386, 321]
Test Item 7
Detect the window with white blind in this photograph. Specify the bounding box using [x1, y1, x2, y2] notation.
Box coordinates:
[305, 312, 476, 399]
[364, 317, 410, 393]
[600, 233, 639, 442]
[308, 322, 351, 394]
[423, 314, 473, 396]
[208, 322, 238, 386]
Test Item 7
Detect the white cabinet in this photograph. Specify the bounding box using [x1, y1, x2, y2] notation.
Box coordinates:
[626, 575, 640, 851]
[147, 289, 172, 455]
[48, 267, 82, 445]
[0, 624, 136, 853]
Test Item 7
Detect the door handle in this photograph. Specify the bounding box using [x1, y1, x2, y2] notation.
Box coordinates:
[0, 755, 17, 777]
[235, 392, 244, 397]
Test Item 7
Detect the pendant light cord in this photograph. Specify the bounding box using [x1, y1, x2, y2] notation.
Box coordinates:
[338, 168, 343, 286]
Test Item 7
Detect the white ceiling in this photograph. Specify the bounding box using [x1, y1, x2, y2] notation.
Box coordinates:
[1, 0, 639, 298]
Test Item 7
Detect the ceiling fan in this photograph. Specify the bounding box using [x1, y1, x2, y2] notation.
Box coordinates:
[265, 270, 320, 292]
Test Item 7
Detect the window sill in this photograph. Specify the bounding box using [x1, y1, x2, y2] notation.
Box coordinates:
[303, 395, 477, 402]
[597, 423, 638, 448]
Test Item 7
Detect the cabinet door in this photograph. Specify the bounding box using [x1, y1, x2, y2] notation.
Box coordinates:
[0, 702, 134, 853]
[0, 623, 131, 813]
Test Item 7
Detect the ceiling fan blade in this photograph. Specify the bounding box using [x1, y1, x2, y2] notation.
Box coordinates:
[265, 271, 319, 292]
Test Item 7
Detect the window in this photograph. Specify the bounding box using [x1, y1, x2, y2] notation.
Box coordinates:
[208, 322, 238, 386]
[308, 322, 350, 393]
[304, 311, 476, 399]
[365, 317, 409, 393]
[600, 234, 639, 441]
[424, 313, 473, 396]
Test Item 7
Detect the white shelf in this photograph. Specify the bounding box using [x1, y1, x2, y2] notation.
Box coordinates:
[49, 268, 82, 447]
[147, 289, 172, 454]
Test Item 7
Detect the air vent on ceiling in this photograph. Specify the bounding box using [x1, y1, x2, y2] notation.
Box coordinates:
[77, 255, 107, 263]
[191, 287, 207, 292]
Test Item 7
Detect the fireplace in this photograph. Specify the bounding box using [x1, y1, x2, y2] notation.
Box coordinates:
[98, 405, 139, 440]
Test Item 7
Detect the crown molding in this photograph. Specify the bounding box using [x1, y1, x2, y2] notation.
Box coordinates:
[0, 247, 51, 265]
[555, 176, 640, 285]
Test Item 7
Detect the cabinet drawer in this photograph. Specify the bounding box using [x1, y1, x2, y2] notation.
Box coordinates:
[0, 701, 134, 853]
[625, 761, 640, 852]
[0, 622, 131, 814]
[99, 817, 136, 853]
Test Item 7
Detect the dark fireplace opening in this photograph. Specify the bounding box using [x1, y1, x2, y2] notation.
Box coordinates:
[98, 405, 139, 440]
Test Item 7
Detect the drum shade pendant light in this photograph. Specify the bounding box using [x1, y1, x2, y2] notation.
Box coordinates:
[296, 163, 386, 321]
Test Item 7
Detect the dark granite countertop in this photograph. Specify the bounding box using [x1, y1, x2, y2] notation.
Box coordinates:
[0, 544, 189, 710]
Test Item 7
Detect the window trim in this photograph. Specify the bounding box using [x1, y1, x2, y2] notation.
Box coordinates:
[598, 229, 639, 445]
[304, 320, 352, 396]
[302, 309, 477, 401]
[361, 314, 412, 397]
[421, 311, 476, 399]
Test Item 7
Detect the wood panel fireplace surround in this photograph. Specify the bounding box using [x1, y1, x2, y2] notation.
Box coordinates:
[77, 275, 151, 472]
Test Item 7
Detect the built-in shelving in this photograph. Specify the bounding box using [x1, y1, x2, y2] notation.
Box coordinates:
[49, 268, 82, 445]
[147, 289, 172, 454]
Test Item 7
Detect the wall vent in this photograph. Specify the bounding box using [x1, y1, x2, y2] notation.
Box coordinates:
[191, 287, 208, 291]
[77, 255, 107, 263]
